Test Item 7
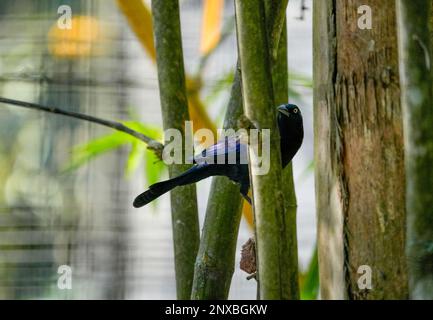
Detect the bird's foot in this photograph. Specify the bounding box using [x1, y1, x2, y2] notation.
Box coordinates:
[237, 114, 258, 131]
[246, 272, 257, 281]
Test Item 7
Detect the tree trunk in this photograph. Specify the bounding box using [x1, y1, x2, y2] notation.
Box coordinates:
[313, 0, 408, 299]
[151, 0, 200, 299]
[396, 0, 433, 299]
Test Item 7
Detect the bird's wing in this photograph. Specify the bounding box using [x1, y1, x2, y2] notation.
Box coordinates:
[193, 136, 248, 164]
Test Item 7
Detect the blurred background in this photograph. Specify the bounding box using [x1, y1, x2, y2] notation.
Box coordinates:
[0, 0, 314, 299]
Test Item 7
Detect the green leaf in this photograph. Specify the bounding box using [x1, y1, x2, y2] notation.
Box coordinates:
[125, 141, 146, 177]
[144, 150, 166, 209]
[63, 116, 168, 205]
[122, 121, 163, 141]
[63, 131, 131, 172]
[63, 121, 163, 174]
[145, 149, 166, 186]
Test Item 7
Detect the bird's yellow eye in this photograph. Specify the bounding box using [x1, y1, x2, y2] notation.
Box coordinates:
[293, 108, 298, 113]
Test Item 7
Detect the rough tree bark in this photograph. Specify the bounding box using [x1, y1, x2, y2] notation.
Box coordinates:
[235, 0, 293, 300]
[313, 0, 408, 299]
[396, 0, 433, 299]
[151, 0, 200, 299]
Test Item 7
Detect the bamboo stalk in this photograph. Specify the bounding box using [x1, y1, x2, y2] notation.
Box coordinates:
[191, 65, 245, 299]
[235, 0, 290, 299]
[191, 1, 295, 300]
[151, 0, 200, 299]
[266, 0, 289, 61]
[269, 19, 300, 299]
[396, 0, 433, 299]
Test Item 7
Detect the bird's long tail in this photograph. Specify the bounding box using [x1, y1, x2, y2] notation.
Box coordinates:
[133, 164, 210, 208]
[133, 179, 178, 208]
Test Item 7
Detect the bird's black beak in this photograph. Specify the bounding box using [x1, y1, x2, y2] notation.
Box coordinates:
[278, 106, 290, 118]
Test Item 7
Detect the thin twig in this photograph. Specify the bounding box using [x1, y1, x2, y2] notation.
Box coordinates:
[0, 96, 164, 158]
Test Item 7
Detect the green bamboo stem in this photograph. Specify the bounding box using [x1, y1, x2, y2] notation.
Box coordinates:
[151, 0, 200, 299]
[191, 65, 245, 300]
[191, 1, 295, 300]
[266, 0, 289, 61]
[270, 20, 300, 299]
[235, 0, 290, 299]
[396, 0, 433, 299]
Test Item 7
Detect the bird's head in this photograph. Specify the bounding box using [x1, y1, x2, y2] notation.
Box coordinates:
[277, 103, 302, 119]
[277, 103, 303, 130]
[277, 103, 304, 167]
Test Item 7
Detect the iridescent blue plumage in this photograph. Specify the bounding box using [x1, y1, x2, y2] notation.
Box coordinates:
[193, 135, 248, 165]
[133, 104, 303, 208]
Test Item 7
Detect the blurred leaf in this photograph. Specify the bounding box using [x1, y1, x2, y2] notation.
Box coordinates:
[63, 131, 130, 172]
[197, 15, 235, 75]
[126, 141, 145, 177]
[48, 16, 104, 58]
[300, 245, 319, 300]
[144, 149, 166, 209]
[288, 86, 302, 101]
[64, 121, 163, 175]
[145, 150, 165, 187]
[200, 0, 224, 55]
[289, 70, 313, 88]
[116, 0, 156, 60]
[297, 160, 314, 185]
[204, 70, 234, 105]
[122, 120, 163, 141]
[116, 0, 218, 140]
[288, 70, 313, 102]
[61, 118, 171, 210]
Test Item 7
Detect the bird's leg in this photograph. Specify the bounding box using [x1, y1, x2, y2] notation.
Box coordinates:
[246, 272, 257, 281]
[237, 114, 262, 148]
[242, 193, 252, 205]
[237, 114, 258, 131]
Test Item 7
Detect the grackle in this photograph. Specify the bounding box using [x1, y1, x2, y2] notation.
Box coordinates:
[133, 104, 303, 208]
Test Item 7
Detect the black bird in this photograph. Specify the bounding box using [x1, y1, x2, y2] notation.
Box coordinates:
[133, 104, 304, 208]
